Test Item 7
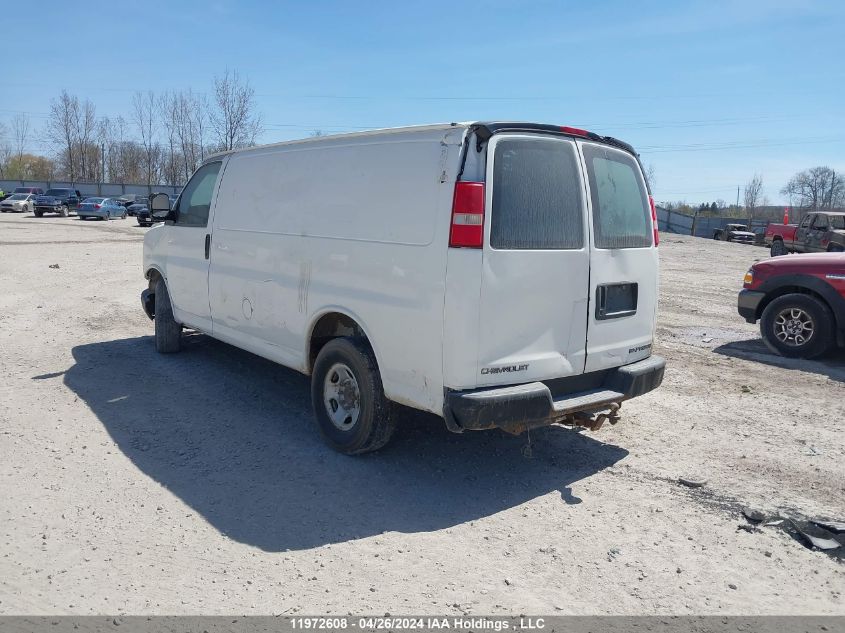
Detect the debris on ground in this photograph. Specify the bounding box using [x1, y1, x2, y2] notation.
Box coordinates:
[678, 477, 708, 488]
[742, 507, 767, 523]
[48, 263, 60, 269]
[811, 520, 845, 533]
[738, 507, 844, 558]
[789, 520, 842, 551]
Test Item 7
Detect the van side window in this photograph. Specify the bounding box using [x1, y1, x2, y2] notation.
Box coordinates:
[491, 138, 585, 250]
[176, 161, 222, 227]
[583, 144, 651, 249]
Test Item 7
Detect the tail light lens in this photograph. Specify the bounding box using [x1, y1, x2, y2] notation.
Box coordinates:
[94, 204, 101, 209]
[449, 181, 485, 248]
[649, 195, 659, 246]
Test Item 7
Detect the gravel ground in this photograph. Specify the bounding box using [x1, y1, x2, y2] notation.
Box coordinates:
[0, 214, 843, 615]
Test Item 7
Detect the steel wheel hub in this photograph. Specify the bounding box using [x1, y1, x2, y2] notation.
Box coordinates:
[323, 363, 361, 430]
[774, 308, 814, 346]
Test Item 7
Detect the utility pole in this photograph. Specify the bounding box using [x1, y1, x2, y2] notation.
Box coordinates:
[736, 186, 740, 211]
[100, 142, 106, 195]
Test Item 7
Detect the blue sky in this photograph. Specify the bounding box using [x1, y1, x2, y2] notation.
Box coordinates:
[3, 0, 843, 204]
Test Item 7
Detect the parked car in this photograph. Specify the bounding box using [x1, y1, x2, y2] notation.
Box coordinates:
[1, 193, 37, 213]
[738, 253, 845, 358]
[713, 223, 754, 244]
[77, 197, 127, 221]
[33, 188, 83, 217]
[14, 187, 45, 196]
[140, 122, 665, 454]
[136, 194, 176, 226]
[765, 212, 845, 256]
[115, 194, 140, 207]
[126, 198, 149, 217]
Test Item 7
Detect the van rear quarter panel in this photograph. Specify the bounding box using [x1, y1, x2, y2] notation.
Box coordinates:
[209, 127, 465, 414]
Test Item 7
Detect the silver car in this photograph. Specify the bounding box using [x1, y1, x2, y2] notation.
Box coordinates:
[1, 193, 37, 213]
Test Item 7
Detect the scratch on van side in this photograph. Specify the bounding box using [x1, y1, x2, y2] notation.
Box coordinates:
[298, 261, 311, 314]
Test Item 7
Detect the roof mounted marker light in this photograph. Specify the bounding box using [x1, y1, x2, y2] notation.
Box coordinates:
[560, 126, 591, 138]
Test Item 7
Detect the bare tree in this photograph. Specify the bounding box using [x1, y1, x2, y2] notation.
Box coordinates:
[644, 163, 656, 190]
[0, 122, 11, 178]
[781, 166, 845, 211]
[76, 99, 98, 181]
[11, 114, 30, 162]
[158, 91, 182, 186]
[744, 174, 763, 221]
[210, 69, 263, 151]
[47, 90, 80, 180]
[133, 91, 159, 185]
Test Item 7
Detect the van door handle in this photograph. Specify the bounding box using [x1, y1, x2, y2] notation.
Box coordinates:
[204, 234, 211, 260]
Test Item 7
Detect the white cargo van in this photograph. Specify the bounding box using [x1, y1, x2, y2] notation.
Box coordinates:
[141, 122, 665, 454]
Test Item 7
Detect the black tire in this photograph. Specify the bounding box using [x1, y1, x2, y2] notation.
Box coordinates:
[760, 293, 834, 359]
[60, 205, 68, 217]
[22, 205, 29, 214]
[154, 279, 181, 353]
[34, 210, 43, 217]
[827, 244, 844, 253]
[770, 240, 786, 257]
[311, 337, 395, 455]
[121, 212, 127, 219]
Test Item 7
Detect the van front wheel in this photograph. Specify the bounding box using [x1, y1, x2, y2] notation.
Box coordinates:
[311, 337, 395, 454]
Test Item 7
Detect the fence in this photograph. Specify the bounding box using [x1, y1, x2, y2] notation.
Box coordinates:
[0, 179, 182, 197]
[657, 207, 771, 239]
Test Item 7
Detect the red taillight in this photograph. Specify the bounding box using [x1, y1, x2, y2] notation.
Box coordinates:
[449, 181, 485, 248]
[560, 126, 590, 137]
[94, 204, 101, 209]
[649, 195, 659, 246]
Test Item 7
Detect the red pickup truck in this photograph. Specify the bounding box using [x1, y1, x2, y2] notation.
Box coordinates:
[765, 211, 845, 256]
[738, 253, 845, 358]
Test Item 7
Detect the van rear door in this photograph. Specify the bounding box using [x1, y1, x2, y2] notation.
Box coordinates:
[476, 134, 590, 386]
[579, 142, 657, 372]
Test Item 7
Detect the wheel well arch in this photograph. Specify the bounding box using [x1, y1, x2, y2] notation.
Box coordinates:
[145, 267, 165, 292]
[756, 285, 834, 323]
[306, 310, 375, 375]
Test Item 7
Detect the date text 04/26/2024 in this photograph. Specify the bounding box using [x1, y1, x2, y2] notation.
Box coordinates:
[291, 617, 546, 630]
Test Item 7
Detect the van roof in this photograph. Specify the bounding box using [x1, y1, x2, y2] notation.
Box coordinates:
[206, 121, 638, 161]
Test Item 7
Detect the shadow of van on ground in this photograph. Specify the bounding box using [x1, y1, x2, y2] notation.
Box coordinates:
[61, 334, 628, 552]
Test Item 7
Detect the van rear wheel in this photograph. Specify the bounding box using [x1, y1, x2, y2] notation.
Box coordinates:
[311, 337, 395, 454]
[154, 279, 182, 353]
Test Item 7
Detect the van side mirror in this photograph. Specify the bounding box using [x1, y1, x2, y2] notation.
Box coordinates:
[150, 192, 175, 222]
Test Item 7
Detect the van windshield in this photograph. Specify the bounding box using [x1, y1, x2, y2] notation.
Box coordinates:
[490, 137, 585, 250]
[582, 144, 652, 249]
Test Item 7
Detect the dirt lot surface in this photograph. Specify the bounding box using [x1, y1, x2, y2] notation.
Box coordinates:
[1, 214, 843, 615]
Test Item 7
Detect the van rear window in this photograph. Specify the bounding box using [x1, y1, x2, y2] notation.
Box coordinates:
[582, 144, 651, 249]
[490, 138, 584, 250]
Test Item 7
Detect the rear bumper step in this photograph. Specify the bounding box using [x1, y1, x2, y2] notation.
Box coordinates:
[443, 355, 665, 434]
